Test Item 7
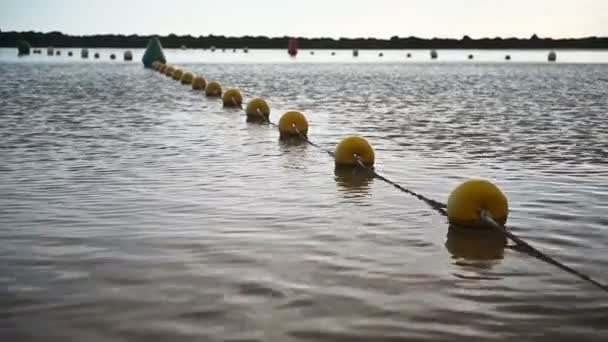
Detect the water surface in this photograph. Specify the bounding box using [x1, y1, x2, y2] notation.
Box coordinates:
[1, 48, 607, 341]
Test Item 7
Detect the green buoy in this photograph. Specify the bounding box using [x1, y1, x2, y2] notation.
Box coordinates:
[142, 37, 166, 68]
[17, 40, 31, 56]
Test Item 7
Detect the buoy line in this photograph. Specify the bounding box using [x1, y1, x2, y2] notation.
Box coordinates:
[147, 60, 608, 293]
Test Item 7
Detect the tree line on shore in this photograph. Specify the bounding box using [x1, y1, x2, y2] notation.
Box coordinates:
[1, 31, 607, 49]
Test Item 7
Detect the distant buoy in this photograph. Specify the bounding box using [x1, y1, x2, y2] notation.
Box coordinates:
[548, 51, 557, 62]
[192, 76, 207, 90]
[331, 52, 336, 56]
[222, 48, 226, 52]
[110, 53, 116, 60]
[222, 89, 243, 107]
[447, 179, 508, 229]
[505, 55, 511, 61]
[68, 51, 73, 57]
[288, 38, 298, 57]
[243, 47, 249, 53]
[468, 54, 474, 60]
[210, 46, 216, 52]
[124, 50, 133, 61]
[142, 37, 167, 68]
[334, 136, 375, 167]
[406, 53, 412, 58]
[353, 49, 359, 57]
[378, 52, 383, 57]
[56, 50, 61, 56]
[81, 48, 89, 58]
[205, 81, 222, 97]
[47, 47, 54, 56]
[181, 72, 194, 85]
[233, 48, 237, 53]
[94, 52, 100, 59]
[245, 98, 270, 122]
[181, 45, 187, 50]
[16, 40, 31, 56]
[172, 69, 184, 80]
[430, 50, 438, 59]
[278, 111, 308, 139]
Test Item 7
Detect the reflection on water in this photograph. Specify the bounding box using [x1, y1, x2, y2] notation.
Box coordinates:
[445, 226, 507, 264]
[1, 52, 608, 341]
[334, 166, 374, 193]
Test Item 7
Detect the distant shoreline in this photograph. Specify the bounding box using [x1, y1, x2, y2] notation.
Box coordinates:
[1, 31, 607, 49]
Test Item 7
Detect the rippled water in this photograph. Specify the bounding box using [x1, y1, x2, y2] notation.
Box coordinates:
[1, 48, 608, 341]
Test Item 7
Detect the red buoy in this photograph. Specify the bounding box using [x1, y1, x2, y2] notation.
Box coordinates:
[288, 38, 298, 57]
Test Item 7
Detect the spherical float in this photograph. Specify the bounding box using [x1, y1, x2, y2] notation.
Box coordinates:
[430, 49, 438, 59]
[94, 52, 100, 59]
[192, 76, 207, 90]
[81, 48, 89, 58]
[505, 55, 511, 61]
[278, 111, 308, 139]
[124, 50, 133, 61]
[172, 69, 184, 80]
[334, 136, 375, 167]
[181, 72, 194, 85]
[245, 98, 270, 121]
[110, 53, 116, 60]
[447, 179, 509, 229]
[548, 51, 557, 62]
[468, 54, 474, 60]
[205, 81, 222, 97]
[158, 64, 167, 73]
[165, 66, 175, 77]
[151, 61, 159, 69]
[222, 89, 243, 107]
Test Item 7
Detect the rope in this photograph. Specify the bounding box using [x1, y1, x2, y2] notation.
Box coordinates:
[153, 66, 608, 293]
[255, 108, 278, 127]
[479, 210, 608, 292]
[354, 156, 448, 216]
[292, 124, 335, 157]
[231, 96, 240, 108]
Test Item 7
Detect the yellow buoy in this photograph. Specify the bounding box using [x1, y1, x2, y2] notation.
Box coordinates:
[192, 76, 207, 90]
[447, 179, 509, 228]
[278, 111, 308, 139]
[181, 72, 194, 85]
[222, 89, 243, 107]
[205, 81, 222, 97]
[334, 136, 375, 167]
[172, 69, 184, 80]
[158, 64, 167, 73]
[165, 66, 175, 77]
[245, 98, 270, 121]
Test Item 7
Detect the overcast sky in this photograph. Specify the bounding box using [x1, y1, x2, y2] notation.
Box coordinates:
[1, 0, 607, 38]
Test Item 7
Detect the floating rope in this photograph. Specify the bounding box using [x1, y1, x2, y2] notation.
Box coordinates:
[150, 65, 608, 293]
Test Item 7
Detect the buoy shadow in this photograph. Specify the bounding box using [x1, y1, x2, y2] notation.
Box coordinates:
[445, 225, 507, 267]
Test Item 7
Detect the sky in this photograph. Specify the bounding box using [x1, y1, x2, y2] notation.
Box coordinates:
[1, 0, 607, 39]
